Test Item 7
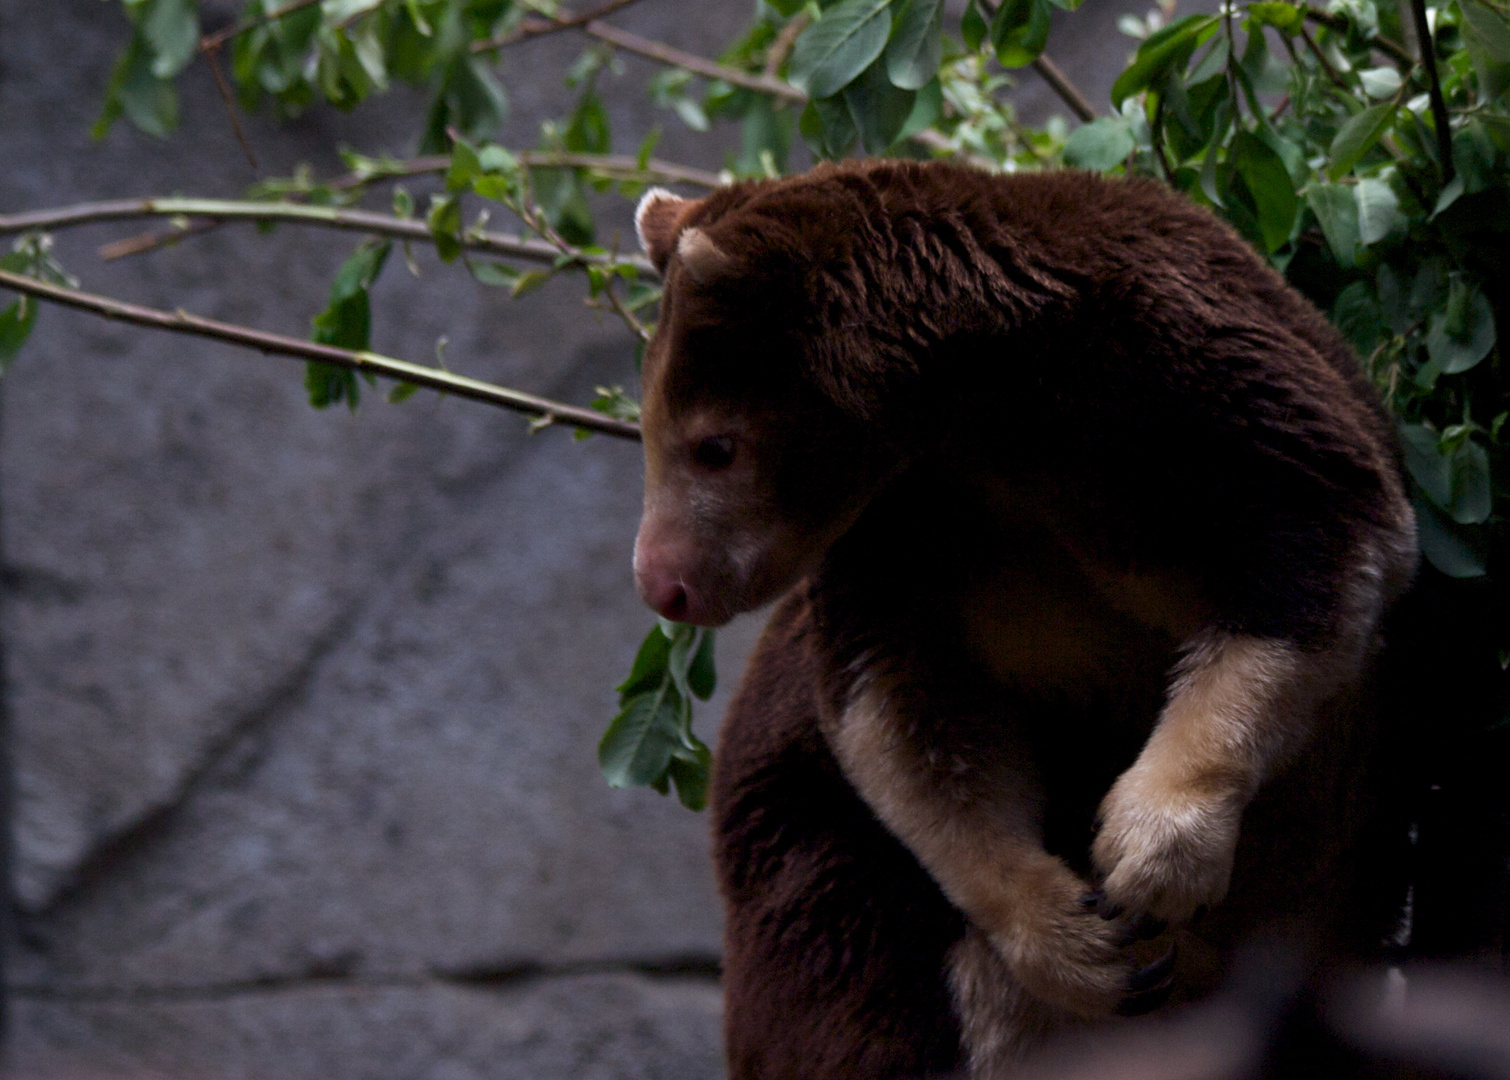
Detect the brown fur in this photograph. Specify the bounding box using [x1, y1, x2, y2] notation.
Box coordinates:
[632, 162, 1416, 1078]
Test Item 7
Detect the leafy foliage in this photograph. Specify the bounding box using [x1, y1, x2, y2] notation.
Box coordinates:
[600, 620, 716, 810]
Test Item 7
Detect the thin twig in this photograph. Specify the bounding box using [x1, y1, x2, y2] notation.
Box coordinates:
[474, 0, 649, 49]
[1030, 56, 1096, 122]
[1409, 0, 1456, 185]
[974, 0, 1098, 121]
[0, 198, 656, 275]
[204, 44, 259, 175]
[333, 151, 724, 190]
[520, 152, 724, 188]
[582, 22, 806, 101]
[763, 14, 811, 78]
[602, 280, 652, 343]
[0, 269, 641, 440]
[1299, 25, 1349, 90]
[1301, 6, 1414, 67]
[478, 13, 805, 102]
[200, 0, 323, 52]
[99, 219, 220, 262]
[97, 153, 722, 263]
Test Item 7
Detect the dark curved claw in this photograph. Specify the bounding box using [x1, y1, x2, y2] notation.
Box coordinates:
[1112, 912, 1168, 947]
[1125, 940, 1177, 994]
[1117, 940, 1178, 1015]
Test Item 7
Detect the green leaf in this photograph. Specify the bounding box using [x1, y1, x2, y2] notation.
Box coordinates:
[386, 381, 420, 403]
[1246, 1, 1306, 33]
[885, 0, 945, 89]
[1187, 36, 1230, 85]
[894, 76, 943, 143]
[1233, 130, 1298, 253]
[590, 385, 642, 422]
[961, 0, 988, 51]
[989, 0, 1053, 68]
[788, 0, 892, 99]
[843, 58, 917, 153]
[1401, 422, 1454, 509]
[1413, 492, 1489, 578]
[565, 89, 612, 154]
[1327, 101, 1394, 180]
[601, 621, 713, 807]
[1449, 439, 1493, 525]
[1354, 176, 1405, 246]
[1460, 0, 1510, 99]
[446, 139, 482, 193]
[687, 630, 717, 700]
[304, 362, 359, 410]
[1432, 174, 1466, 218]
[143, 0, 201, 79]
[322, 0, 386, 20]
[0, 295, 38, 373]
[1332, 280, 1384, 355]
[468, 261, 521, 288]
[617, 622, 675, 697]
[1425, 277, 1497, 374]
[421, 57, 508, 154]
[1306, 182, 1360, 267]
[666, 753, 711, 811]
[599, 686, 682, 788]
[799, 97, 858, 159]
[1110, 14, 1221, 108]
[95, 34, 179, 138]
[509, 270, 551, 298]
[325, 240, 390, 306]
[1063, 115, 1136, 171]
[426, 194, 463, 262]
[1401, 422, 1492, 525]
[307, 241, 390, 409]
[1357, 66, 1402, 99]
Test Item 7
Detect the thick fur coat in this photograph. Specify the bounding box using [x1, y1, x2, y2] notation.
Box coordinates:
[630, 161, 1416, 1079]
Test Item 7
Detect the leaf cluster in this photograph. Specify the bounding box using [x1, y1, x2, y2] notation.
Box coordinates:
[599, 620, 717, 810]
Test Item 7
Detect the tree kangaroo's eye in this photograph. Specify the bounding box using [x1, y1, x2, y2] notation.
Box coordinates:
[693, 434, 736, 470]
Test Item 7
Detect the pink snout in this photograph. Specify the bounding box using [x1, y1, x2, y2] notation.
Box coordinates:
[633, 524, 722, 626]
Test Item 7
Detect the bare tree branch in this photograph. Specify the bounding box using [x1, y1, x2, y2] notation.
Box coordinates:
[203, 43, 259, 174]
[0, 268, 642, 441]
[200, 0, 323, 52]
[92, 153, 722, 263]
[474, 16, 805, 102]
[475, 0, 651, 49]
[1302, 6, 1414, 67]
[584, 22, 806, 101]
[973, 0, 1099, 122]
[1408, 0, 1456, 186]
[0, 198, 656, 275]
[1030, 55, 1096, 123]
[334, 151, 724, 190]
[763, 13, 811, 78]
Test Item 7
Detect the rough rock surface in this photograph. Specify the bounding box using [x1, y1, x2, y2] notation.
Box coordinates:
[0, 2, 1174, 1077]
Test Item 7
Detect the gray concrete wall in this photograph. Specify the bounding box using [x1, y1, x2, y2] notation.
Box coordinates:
[0, 3, 1160, 1077]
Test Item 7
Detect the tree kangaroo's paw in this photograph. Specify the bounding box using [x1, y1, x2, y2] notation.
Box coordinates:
[986, 856, 1164, 1018]
[1090, 761, 1243, 924]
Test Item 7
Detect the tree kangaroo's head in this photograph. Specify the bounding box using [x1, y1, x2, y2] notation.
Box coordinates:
[629, 182, 906, 626]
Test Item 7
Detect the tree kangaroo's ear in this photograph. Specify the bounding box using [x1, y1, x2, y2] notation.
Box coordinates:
[635, 188, 703, 274]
